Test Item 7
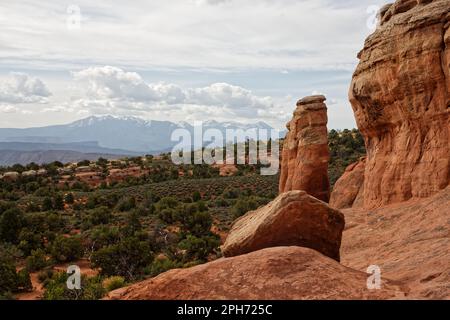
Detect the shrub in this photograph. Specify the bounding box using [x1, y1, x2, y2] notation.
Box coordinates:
[37, 269, 54, 284]
[53, 194, 65, 210]
[102, 276, 126, 292]
[122, 211, 142, 236]
[178, 234, 220, 261]
[15, 269, 32, 292]
[231, 198, 259, 219]
[85, 226, 120, 252]
[144, 257, 180, 278]
[158, 208, 178, 224]
[64, 193, 75, 205]
[0, 291, 14, 300]
[0, 252, 18, 295]
[222, 188, 240, 199]
[192, 191, 201, 202]
[214, 197, 229, 207]
[0, 200, 14, 216]
[88, 206, 112, 226]
[156, 197, 179, 210]
[50, 236, 84, 263]
[0, 207, 23, 244]
[116, 196, 136, 212]
[91, 237, 153, 280]
[42, 197, 53, 211]
[18, 230, 43, 256]
[26, 249, 48, 272]
[43, 272, 106, 300]
[77, 160, 91, 167]
[0, 248, 32, 295]
[180, 207, 213, 236]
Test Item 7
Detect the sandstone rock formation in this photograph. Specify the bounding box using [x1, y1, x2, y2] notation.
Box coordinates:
[279, 95, 331, 202]
[222, 190, 345, 261]
[105, 0, 450, 301]
[329, 157, 365, 209]
[107, 247, 406, 300]
[348, 0, 450, 208]
[341, 186, 450, 299]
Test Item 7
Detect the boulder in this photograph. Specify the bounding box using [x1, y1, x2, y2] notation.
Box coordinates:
[330, 157, 366, 209]
[279, 95, 331, 202]
[222, 190, 345, 261]
[106, 246, 406, 300]
[349, 0, 450, 208]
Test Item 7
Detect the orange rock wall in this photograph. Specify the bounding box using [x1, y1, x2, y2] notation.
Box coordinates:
[349, 0, 450, 208]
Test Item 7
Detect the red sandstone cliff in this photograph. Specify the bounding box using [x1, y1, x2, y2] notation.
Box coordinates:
[347, 0, 450, 208]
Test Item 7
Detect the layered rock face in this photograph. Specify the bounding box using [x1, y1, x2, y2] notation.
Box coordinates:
[107, 247, 406, 300]
[349, 0, 450, 208]
[279, 95, 331, 202]
[222, 191, 345, 261]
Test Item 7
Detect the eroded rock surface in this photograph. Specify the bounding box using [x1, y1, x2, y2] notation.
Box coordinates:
[349, 0, 450, 208]
[341, 186, 450, 299]
[330, 158, 366, 209]
[107, 247, 406, 300]
[279, 95, 331, 202]
[222, 190, 345, 261]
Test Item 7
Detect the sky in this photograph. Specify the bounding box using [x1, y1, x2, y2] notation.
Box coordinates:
[0, 0, 389, 130]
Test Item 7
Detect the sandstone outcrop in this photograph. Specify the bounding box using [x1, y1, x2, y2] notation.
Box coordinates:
[330, 158, 365, 209]
[104, 0, 450, 301]
[279, 95, 331, 202]
[341, 186, 450, 299]
[222, 190, 345, 261]
[107, 247, 406, 300]
[349, 0, 450, 208]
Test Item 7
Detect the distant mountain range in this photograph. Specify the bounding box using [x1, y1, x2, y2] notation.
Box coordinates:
[0, 116, 282, 165]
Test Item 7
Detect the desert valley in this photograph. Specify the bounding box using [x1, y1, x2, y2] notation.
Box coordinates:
[0, 0, 449, 302]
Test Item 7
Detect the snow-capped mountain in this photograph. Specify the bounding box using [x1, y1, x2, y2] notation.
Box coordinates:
[0, 116, 282, 154]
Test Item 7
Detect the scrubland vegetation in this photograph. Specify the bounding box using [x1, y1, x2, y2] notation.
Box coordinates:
[0, 130, 364, 299]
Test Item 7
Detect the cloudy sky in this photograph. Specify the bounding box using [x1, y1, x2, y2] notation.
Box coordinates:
[0, 0, 389, 129]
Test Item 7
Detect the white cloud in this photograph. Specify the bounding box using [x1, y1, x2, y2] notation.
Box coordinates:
[71, 66, 279, 119]
[41, 105, 74, 113]
[192, 0, 231, 6]
[0, 0, 376, 129]
[187, 83, 273, 110]
[0, 105, 19, 113]
[56, 66, 295, 126]
[73, 66, 186, 103]
[0, 0, 390, 71]
[0, 104, 34, 115]
[0, 73, 52, 104]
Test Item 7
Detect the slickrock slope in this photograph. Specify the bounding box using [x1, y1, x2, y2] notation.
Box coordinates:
[107, 247, 406, 300]
[279, 95, 331, 202]
[329, 158, 366, 209]
[222, 191, 345, 261]
[341, 186, 450, 299]
[349, 0, 450, 208]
